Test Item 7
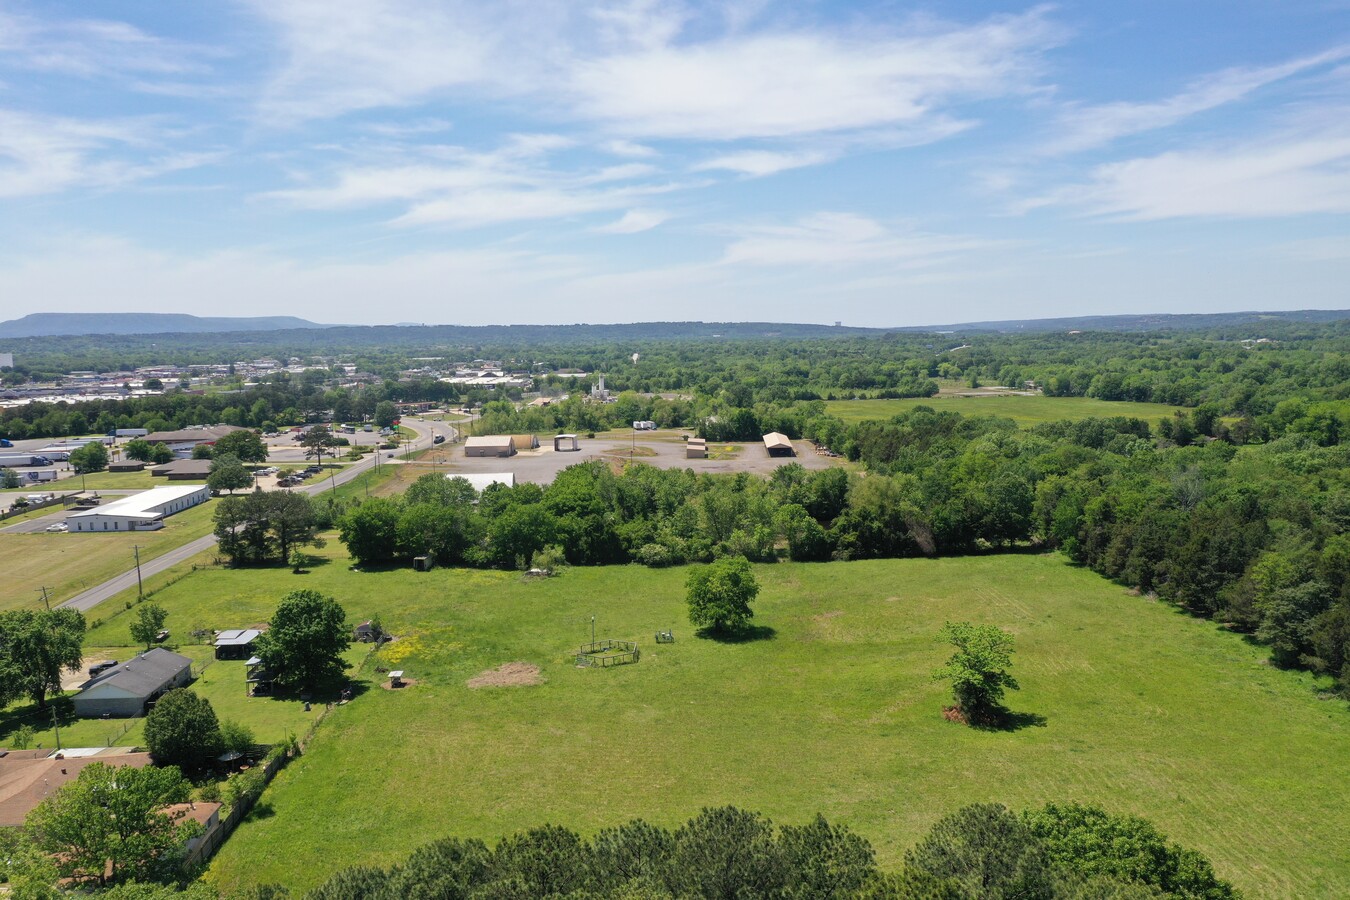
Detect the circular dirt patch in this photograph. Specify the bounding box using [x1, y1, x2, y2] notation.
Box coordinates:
[467, 662, 543, 689]
[379, 678, 418, 690]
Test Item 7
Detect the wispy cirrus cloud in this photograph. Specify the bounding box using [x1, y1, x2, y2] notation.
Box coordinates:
[1033, 122, 1350, 219]
[246, 0, 1061, 144]
[264, 133, 687, 228]
[720, 212, 997, 267]
[1043, 45, 1350, 155]
[593, 208, 670, 234]
[0, 109, 216, 198]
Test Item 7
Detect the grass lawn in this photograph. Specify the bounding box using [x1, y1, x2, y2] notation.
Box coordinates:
[0, 501, 217, 612]
[73, 471, 206, 490]
[107, 550, 1348, 898]
[826, 395, 1188, 428]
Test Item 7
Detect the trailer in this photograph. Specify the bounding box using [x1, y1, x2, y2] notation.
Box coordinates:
[0, 454, 52, 467]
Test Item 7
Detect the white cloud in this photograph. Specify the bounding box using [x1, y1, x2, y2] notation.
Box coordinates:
[720, 212, 996, 267]
[1045, 46, 1350, 155]
[1042, 127, 1350, 219]
[594, 209, 669, 233]
[0, 109, 214, 198]
[247, 1, 1058, 142]
[600, 139, 658, 158]
[694, 149, 832, 176]
[0, 9, 205, 78]
[569, 9, 1058, 140]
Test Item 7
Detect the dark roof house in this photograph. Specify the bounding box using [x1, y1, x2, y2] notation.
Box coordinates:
[71, 649, 193, 718]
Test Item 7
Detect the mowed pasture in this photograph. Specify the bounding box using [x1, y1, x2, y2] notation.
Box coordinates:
[826, 395, 1187, 427]
[134, 551, 1350, 898]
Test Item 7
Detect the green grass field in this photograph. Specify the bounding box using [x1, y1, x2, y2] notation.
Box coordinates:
[0, 501, 217, 612]
[826, 395, 1187, 427]
[105, 550, 1345, 898]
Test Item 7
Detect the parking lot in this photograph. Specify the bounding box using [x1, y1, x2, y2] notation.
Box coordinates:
[426, 431, 842, 486]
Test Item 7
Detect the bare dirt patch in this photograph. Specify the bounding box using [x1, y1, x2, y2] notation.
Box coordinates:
[467, 662, 543, 689]
[812, 610, 844, 623]
[379, 678, 419, 690]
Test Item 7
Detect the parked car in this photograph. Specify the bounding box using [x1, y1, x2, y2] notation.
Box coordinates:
[155, 629, 170, 642]
[432, 434, 445, 444]
[45, 522, 68, 533]
[88, 660, 118, 677]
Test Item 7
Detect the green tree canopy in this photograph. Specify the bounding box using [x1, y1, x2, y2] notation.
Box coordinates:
[25, 762, 194, 887]
[212, 428, 268, 463]
[207, 453, 253, 494]
[122, 438, 152, 461]
[68, 441, 109, 474]
[686, 557, 760, 634]
[128, 602, 168, 650]
[0, 608, 86, 709]
[143, 688, 222, 772]
[932, 622, 1019, 723]
[254, 589, 351, 690]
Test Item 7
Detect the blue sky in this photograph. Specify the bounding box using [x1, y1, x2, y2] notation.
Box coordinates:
[1, 1, 1348, 327]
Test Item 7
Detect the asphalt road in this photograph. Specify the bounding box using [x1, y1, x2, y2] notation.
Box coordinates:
[55, 419, 443, 612]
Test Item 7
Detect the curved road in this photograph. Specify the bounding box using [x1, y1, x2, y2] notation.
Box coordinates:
[56, 419, 447, 612]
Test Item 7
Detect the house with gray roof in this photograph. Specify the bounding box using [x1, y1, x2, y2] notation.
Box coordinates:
[71, 648, 193, 718]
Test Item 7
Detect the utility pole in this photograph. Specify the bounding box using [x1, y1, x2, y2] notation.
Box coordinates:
[133, 545, 144, 599]
[37, 586, 50, 610]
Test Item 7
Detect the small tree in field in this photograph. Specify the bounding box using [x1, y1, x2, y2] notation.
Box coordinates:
[932, 622, 1019, 724]
[686, 557, 759, 634]
[129, 602, 168, 649]
[254, 589, 351, 690]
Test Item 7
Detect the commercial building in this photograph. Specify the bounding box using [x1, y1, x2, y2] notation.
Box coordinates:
[464, 436, 515, 458]
[70, 649, 193, 718]
[142, 425, 247, 457]
[67, 485, 209, 532]
[149, 458, 213, 480]
[762, 433, 795, 457]
[686, 437, 707, 459]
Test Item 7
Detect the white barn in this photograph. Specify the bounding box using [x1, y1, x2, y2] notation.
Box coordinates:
[68, 485, 209, 532]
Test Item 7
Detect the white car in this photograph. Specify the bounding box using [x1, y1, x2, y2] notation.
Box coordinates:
[45, 522, 68, 533]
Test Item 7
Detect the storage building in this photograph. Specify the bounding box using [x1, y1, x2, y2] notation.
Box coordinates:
[762, 433, 795, 457]
[464, 436, 516, 458]
[71, 649, 193, 718]
[149, 458, 213, 480]
[214, 629, 261, 660]
[67, 485, 209, 532]
[686, 437, 707, 459]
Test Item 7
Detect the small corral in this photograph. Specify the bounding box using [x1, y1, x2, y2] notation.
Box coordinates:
[576, 639, 640, 668]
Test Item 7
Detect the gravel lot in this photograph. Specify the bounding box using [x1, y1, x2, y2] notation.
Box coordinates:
[431, 432, 842, 486]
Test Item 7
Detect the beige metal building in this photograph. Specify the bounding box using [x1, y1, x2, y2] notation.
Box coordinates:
[464, 436, 516, 457]
[686, 437, 707, 459]
[762, 433, 795, 457]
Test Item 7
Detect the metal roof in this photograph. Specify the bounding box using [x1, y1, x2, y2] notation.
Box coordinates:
[68, 485, 208, 521]
[78, 649, 191, 699]
[214, 629, 262, 646]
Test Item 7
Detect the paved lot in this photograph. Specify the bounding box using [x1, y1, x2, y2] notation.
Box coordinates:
[434, 432, 841, 486]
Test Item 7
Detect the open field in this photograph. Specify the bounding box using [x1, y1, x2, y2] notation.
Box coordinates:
[0, 501, 217, 612]
[72, 470, 207, 490]
[826, 395, 1188, 427]
[107, 550, 1348, 898]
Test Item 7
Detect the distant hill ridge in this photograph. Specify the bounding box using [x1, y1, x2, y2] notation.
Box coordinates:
[2, 309, 1348, 341]
[0, 313, 329, 338]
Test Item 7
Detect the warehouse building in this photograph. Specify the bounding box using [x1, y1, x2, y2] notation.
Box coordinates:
[142, 425, 247, 457]
[464, 436, 516, 458]
[71, 649, 193, 718]
[762, 433, 795, 457]
[67, 484, 209, 532]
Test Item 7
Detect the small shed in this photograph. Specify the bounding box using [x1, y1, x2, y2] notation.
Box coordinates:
[389, 670, 405, 687]
[762, 432, 795, 457]
[413, 555, 434, 572]
[245, 656, 274, 696]
[686, 437, 707, 459]
[71, 649, 193, 718]
[464, 436, 516, 458]
[214, 629, 261, 660]
[554, 434, 580, 452]
[354, 621, 380, 642]
[510, 434, 540, 450]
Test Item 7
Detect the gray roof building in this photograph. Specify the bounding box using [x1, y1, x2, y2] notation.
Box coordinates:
[71, 648, 193, 718]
